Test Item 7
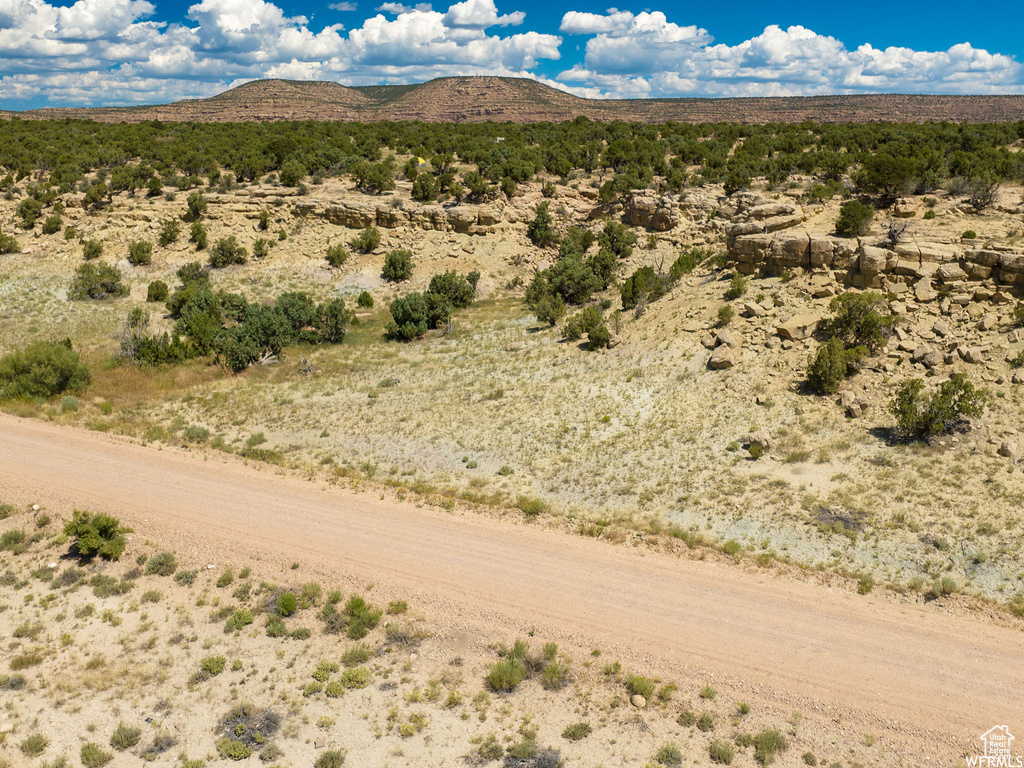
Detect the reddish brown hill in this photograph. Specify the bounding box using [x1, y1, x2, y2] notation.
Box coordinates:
[9, 76, 1024, 124]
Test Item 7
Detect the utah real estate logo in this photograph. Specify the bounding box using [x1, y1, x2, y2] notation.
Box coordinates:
[968, 726, 1023, 767]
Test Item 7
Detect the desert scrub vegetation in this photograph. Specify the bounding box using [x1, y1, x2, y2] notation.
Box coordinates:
[0, 339, 91, 400]
[64, 510, 129, 560]
[889, 373, 986, 439]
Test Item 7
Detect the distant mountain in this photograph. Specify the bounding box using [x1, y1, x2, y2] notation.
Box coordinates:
[9, 77, 1024, 124]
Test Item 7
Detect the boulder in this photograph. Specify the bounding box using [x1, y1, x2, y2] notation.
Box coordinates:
[893, 198, 918, 218]
[742, 301, 766, 318]
[716, 328, 740, 348]
[772, 232, 810, 267]
[630, 695, 647, 709]
[708, 345, 736, 369]
[777, 314, 819, 341]
[625, 192, 679, 231]
[936, 263, 968, 283]
[859, 246, 889, 274]
[978, 314, 998, 331]
[747, 431, 772, 451]
[998, 442, 1017, 459]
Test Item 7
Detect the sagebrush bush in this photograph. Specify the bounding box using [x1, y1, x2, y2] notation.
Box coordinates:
[64, 510, 127, 560]
[753, 729, 788, 765]
[145, 551, 177, 576]
[70, 262, 128, 299]
[325, 243, 349, 268]
[486, 658, 526, 693]
[0, 339, 90, 399]
[110, 722, 142, 750]
[81, 742, 114, 767]
[562, 722, 591, 741]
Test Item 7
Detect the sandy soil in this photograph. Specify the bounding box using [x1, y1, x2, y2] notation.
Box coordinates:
[2, 413, 1022, 765]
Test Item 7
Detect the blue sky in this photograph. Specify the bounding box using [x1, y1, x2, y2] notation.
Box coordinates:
[0, 0, 1021, 109]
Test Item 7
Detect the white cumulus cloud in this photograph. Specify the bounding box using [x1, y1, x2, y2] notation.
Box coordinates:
[557, 13, 1023, 97]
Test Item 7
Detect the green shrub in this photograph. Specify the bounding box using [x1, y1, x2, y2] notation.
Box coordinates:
[345, 595, 382, 639]
[326, 243, 349, 268]
[258, 209, 270, 230]
[807, 337, 865, 395]
[64, 510, 127, 560]
[587, 324, 610, 351]
[147, 280, 169, 302]
[822, 292, 893, 352]
[81, 743, 114, 767]
[724, 272, 748, 300]
[564, 306, 603, 342]
[515, 495, 549, 518]
[532, 292, 565, 326]
[357, 290, 373, 308]
[209, 236, 247, 268]
[0, 228, 20, 253]
[562, 722, 591, 741]
[186, 192, 207, 220]
[835, 200, 874, 237]
[225, 609, 253, 632]
[342, 644, 372, 666]
[386, 600, 407, 615]
[20, 733, 47, 756]
[110, 722, 142, 750]
[383, 249, 414, 282]
[41, 214, 62, 234]
[277, 592, 298, 616]
[625, 675, 656, 699]
[697, 711, 715, 731]
[486, 658, 526, 693]
[201, 656, 227, 677]
[216, 568, 233, 588]
[61, 395, 79, 412]
[340, 666, 371, 689]
[599, 220, 637, 259]
[145, 551, 177, 576]
[0, 339, 90, 399]
[189, 221, 207, 249]
[962, 230, 977, 240]
[252, 238, 270, 259]
[349, 226, 381, 253]
[620, 266, 660, 310]
[314, 749, 347, 768]
[428, 270, 475, 308]
[526, 202, 557, 247]
[174, 569, 197, 586]
[541, 658, 571, 690]
[932, 576, 959, 597]
[655, 742, 683, 766]
[82, 239, 102, 260]
[70, 262, 128, 299]
[1, 528, 26, 553]
[216, 739, 252, 761]
[158, 219, 180, 246]
[753, 729, 788, 765]
[709, 740, 735, 765]
[16, 197, 43, 227]
[923, 209, 935, 220]
[890, 373, 986, 439]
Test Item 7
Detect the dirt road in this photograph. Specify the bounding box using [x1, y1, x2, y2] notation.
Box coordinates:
[1, 413, 1019, 761]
